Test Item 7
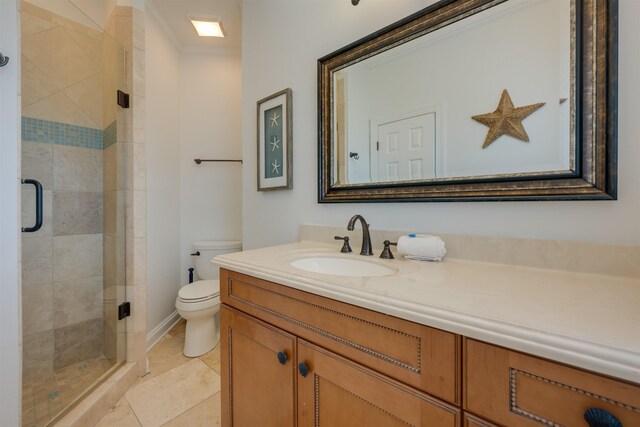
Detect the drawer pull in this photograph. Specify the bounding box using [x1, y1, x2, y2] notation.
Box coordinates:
[298, 362, 310, 377]
[584, 408, 623, 427]
[277, 351, 288, 365]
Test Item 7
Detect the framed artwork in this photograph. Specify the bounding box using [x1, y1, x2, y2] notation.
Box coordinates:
[257, 88, 292, 191]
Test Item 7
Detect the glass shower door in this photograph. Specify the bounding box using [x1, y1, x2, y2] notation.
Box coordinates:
[20, 1, 127, 424]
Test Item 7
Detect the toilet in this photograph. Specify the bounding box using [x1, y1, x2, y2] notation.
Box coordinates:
[176, 240, 241, 357]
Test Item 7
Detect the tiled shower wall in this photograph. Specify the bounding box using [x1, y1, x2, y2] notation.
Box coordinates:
[20, 1, 125, 381]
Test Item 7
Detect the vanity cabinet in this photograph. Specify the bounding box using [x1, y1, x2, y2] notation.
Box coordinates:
[220, 269, 461, 426]
[463, 339, 640, 427]
[220, 268, 640, 427]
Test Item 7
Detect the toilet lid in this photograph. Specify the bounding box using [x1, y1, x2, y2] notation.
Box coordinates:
[178, 280, 220, 301]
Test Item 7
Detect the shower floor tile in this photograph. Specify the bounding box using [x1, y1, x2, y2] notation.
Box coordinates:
[21, 355, 113, 427]
[97, 319, 223, 427]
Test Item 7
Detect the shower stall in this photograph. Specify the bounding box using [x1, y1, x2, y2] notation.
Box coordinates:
[20, 1, 128, 425]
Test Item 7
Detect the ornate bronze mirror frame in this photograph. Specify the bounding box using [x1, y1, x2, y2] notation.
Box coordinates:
[318, 0, 618, 202]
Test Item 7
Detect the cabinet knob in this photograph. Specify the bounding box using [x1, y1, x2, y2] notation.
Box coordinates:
[277, 351, 288, 365]
[584, 408, 623, 427]
[298, 362, 310, 377]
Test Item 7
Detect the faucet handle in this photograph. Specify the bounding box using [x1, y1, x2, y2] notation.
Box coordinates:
[379, 240, 397, 259]
[334, 236, 353, 253]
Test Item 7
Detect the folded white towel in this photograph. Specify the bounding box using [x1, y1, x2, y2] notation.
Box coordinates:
[397, 234, 446, 262]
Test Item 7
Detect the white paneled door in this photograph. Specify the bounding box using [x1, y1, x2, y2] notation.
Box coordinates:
[375, 113, 436, 182]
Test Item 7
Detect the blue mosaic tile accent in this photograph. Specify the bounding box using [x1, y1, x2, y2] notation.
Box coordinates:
[103, 120, 117, 149]
[22, 117, 104, 150]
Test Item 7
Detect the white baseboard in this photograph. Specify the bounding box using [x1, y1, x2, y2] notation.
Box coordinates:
[146, 310, 182, 352]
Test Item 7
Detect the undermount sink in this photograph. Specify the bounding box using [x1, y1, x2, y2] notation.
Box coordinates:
[290, 256, 395, 277]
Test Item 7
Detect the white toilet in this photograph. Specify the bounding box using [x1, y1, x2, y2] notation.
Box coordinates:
[176, 240, 241, 357]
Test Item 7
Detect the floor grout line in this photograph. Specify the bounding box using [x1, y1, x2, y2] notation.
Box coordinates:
[98, 319, 222, 427]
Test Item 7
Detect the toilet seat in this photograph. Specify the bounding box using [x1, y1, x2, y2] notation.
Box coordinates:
[177, 280, 220, 303]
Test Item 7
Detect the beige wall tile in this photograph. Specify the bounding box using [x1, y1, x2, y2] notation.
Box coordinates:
[65, 27, 103, 68]
[103, 190, 123, 237]
[22, 236, 52, 286]
[21, 282, 53, 335]
[103, 236, 126, 287]
[21, 1, 48, 18]
[127, 143, 145, 191]
[64, 73, 104, 128]
[103, 144, 126, 192]
[125, 359, 220, 426]
[53, 191, 103, 236]
[23, 90, 98, 128]
[20, 7, 54, 36]
[21, 141, 52, 188]
[53, 145, 103, 192]
[21, 54, 59, 107]
[131, 283, 146, 333]
[114, 15, 132, 50]
[131, 96, 145, 144]
[125, 238, 146, 285]
[22, 26, 100, 91]
[132, 47, 144, 97]
[53, 234, 103, 282]
[54, 318, 103, 369]
[23, 330, 54, 382]
[49, 12, 102, 40]
[126, 190, 145, 238]
[53, 275, 103, 328]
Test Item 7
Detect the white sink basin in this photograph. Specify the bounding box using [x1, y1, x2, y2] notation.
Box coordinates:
[290, 256, 394, 277]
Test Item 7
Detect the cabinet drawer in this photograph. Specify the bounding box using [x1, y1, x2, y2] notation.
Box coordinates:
[221, 269, 460, 404]
[464, 339, 640, 427]
[298, 340, 460, 427]
[464, 413, 499, 427]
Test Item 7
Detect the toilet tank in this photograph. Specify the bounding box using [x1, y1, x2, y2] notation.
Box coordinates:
[193, 240, 242, 280]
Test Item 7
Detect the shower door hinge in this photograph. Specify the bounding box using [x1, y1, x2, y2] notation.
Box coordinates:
[118, 301, 131, 320]
[117, 90, 130, 108]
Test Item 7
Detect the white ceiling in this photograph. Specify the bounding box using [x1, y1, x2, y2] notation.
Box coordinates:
[148, 0, 242, 53]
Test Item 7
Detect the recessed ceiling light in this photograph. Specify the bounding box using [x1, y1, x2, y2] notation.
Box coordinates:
[190, 17, 225, 38]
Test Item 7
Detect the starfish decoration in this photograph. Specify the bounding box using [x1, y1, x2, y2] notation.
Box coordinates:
[271, 159, 281, 174]
[270, 136, 280, 151]
[471, 89, 545, 148]
[270, 111, 280, 127]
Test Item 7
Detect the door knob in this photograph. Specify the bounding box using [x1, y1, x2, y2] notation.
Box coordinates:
[277, 351, 288, 365]
[298, 362, 310, 377]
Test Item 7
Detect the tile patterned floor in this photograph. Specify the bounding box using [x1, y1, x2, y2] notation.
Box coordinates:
[22, 355, 113, 427]
[96, 320, 222, 427]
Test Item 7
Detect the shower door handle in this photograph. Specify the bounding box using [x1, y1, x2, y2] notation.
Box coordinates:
[21, 178, 43, 232]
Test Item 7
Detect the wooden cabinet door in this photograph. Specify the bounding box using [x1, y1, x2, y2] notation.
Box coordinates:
[221, 306, 296, 427]
[297, 340, 459, 427]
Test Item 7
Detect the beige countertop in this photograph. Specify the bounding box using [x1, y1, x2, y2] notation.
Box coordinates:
[214, 241, 640, 383]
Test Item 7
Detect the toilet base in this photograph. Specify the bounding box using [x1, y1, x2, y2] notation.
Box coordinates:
[182, 311, 220, 357]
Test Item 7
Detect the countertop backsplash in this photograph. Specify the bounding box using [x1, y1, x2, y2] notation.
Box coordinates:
[299, 224, 640, 278]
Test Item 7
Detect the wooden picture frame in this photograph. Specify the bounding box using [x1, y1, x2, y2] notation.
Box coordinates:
[257, 88, 293, 191]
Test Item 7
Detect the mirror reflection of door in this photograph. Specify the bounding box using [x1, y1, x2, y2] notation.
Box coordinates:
[373, 113, 436, 182]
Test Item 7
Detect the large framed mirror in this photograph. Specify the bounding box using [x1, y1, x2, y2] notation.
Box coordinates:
[318, 0, 618, 202]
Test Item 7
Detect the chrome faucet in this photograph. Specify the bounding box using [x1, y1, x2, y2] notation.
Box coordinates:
[347, 214, 373, 256]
